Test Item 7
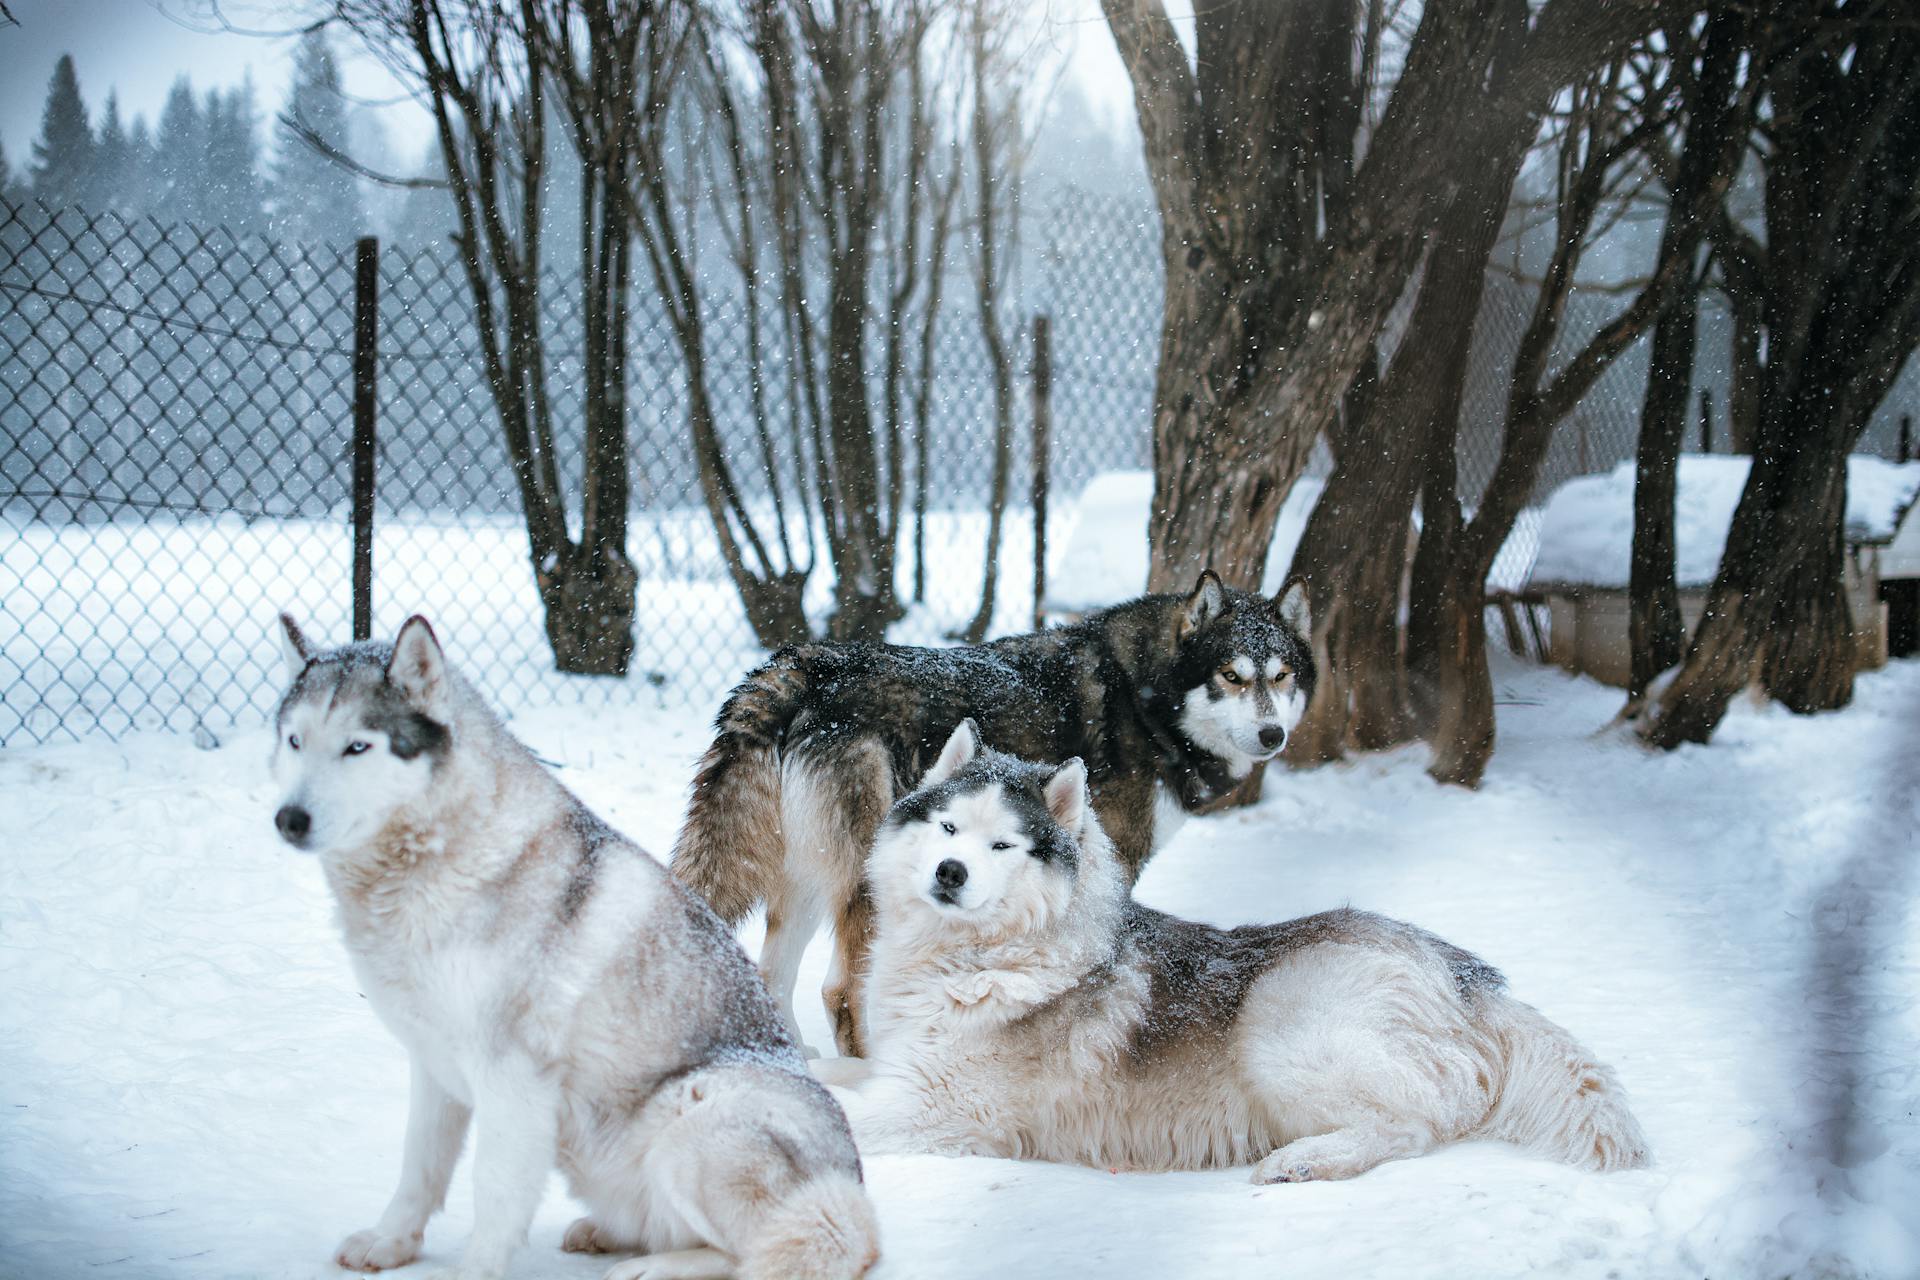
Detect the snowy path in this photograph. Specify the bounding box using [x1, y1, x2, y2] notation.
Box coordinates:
[4, 658, 1917, 1279]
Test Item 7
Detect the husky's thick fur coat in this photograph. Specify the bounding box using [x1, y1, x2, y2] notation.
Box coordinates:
[271, 616, 878, 1280]
[831, 721, 1649, 1181]
[674, 571, 1314, 1054]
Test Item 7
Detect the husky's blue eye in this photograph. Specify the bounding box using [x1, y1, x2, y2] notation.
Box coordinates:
[287, 733, 301, 750]
[343, 740, 372, 757]
[941, 821, 957, 835]
[991, 841, 1013, 851]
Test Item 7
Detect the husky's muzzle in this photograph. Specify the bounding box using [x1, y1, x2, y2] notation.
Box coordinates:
[275, 803, 313, 850]
[930, 857, 967, 906]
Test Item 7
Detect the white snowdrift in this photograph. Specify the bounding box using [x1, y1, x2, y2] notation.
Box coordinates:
[1048, 471, 1324, 610]
[1530, 454, 1920, 591]
[1047, 471, 1542, 610]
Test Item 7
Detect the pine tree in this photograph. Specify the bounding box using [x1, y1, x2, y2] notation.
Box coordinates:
[274, 28, 364, 245]
[152, 77, 203, 224]
[204, 80, 267, 235]
[0, 136, 16, 204]
[126, 114, 155, 207]
[94, 91, 135, 212]
[29, 54, 96, 209]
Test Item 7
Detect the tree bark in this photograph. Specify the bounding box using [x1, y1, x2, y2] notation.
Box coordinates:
[1420, 59, 1689, 786]
[1103, 0, 1665, 595]
[1644, 427, 1855, 746]
[1647, 20, 1920, 746]
[1287, 56, 1531, 762]
[1627, 11, 1749, 706]
[1627, 285, 1693, 704]
[396, 0, 646, 676]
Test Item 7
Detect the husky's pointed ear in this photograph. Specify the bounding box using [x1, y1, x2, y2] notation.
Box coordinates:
[1275, 575, 1312, 638]
[278, 612, 312, 680]
[924, 717, 981, 787]
[1178, 569, 1227, 639]
[387, 615, 448, 712]
[1044, 757, 1087, 831]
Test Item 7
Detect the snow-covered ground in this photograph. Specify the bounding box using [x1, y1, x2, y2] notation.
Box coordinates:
[4, 654, 1918, 1279]
[0, 507, 1046, 745]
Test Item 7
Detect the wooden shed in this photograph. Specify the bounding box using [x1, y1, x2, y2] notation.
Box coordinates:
[1527, 454, 1920, 687]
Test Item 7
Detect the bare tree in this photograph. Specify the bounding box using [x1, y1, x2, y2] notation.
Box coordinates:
[657, 0, 961, 644]
[1100, 0, 1670, 595]
[1625, 8, 1753, 708]
[1286, 6, 1536, 763]
[335, 0, 652, 675]
[955, 0, 1035, 644]
[1645, 4, 1920, 748]
[1287, 30, 1681, 781]
[1409, 60, 1683, 787]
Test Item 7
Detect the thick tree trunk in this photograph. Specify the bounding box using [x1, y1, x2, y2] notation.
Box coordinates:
[1627, 280, 1696, 703]
[1405, 429, 1462, 735]
[1146, 399, 1299, 593]
[1108, 0, 1659, 597]
[1424, 559, 1495, 788]
[1628, 11, 1748, 706]
[1644, 434, 1855, 747]
[1646, 19, 1920, 747]
[1287, 107, 1525, 762]
[539, 543, 639, 675]
[1728, 289, 1761, 453]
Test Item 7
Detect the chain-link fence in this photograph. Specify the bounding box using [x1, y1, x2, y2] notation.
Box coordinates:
[11, 189, 1850, 747]
[1, 193, 1167, 745]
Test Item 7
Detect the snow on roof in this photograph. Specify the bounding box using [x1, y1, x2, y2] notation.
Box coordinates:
[1529, 453, 1920, 591]
[1048, 470, 1323, 612]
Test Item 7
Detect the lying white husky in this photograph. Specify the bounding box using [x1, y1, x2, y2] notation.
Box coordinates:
[822, 720, 1649, 1182]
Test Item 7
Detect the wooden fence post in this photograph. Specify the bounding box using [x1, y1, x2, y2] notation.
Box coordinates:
[351, 237, 378, 642]
[1030, 313, 1052, 629]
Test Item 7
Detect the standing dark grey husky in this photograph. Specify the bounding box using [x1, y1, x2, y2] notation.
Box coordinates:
[271, 615, 878, 1280]
[827, 720, 1649, 1181]
[674, 570, 1314, 1055]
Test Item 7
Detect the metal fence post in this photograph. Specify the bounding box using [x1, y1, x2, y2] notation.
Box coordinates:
[352, 237, 378, 642]
[1030, 313, 1052, 630]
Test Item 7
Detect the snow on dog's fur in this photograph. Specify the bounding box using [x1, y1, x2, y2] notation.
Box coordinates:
[270, 614, 878, 1280]
[824, 721, 1649, 1182]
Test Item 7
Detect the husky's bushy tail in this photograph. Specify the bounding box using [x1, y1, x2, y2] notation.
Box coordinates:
[1478, 996, 1649, 1172]
[741, 1171, 881, 1280]
[671, 649, 811, 923]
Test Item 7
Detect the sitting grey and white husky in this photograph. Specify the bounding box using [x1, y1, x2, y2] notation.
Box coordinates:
[826, 720, 1649, 1182]
[270, 615, 878, 1280]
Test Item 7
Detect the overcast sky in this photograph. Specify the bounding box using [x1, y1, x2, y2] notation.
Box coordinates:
[0, 0, 1134, 174]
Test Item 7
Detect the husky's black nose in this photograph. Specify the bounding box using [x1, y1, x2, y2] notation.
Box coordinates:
[275, 804, 312, 844]
[934, 858, 968, 891]
[1258, 725, 1287, 751]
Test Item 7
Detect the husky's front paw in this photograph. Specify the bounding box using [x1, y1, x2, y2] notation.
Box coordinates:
[334, 1226, 422, 1271]
[1252, 1131, 1377, 1184]
[564, 1217, 618, 1254]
